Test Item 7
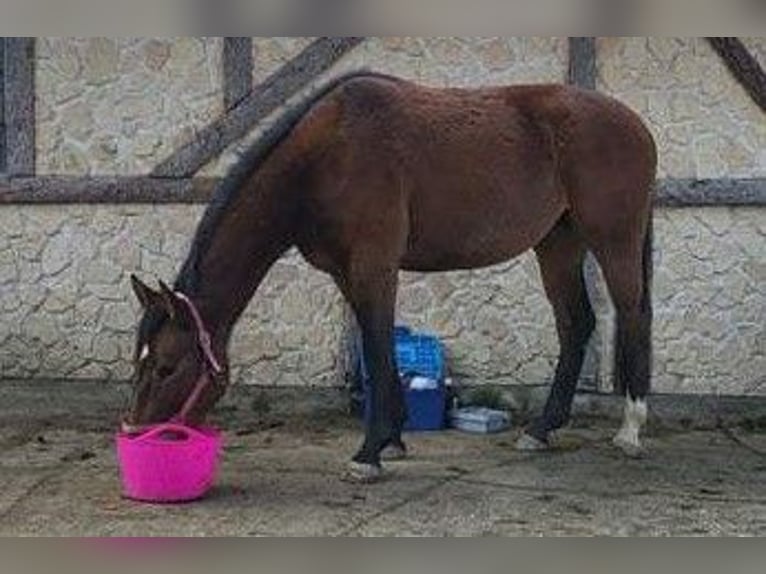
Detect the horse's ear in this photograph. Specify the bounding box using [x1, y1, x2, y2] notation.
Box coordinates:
[157, 280, 181, 322]
[131, 274, 162, 310]
[158, 280, 196, 330]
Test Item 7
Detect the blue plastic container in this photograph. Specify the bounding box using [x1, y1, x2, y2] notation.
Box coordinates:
[359, 326, 446, 431]
[359, 326, 445, 381]
[401, 381, 446, 431]
[362, 378, 446, 431]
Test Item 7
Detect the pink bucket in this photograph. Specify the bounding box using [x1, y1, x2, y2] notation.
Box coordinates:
[116, 423, 222, 502]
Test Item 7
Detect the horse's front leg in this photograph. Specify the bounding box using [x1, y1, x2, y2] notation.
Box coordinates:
[341, 266, 406, 482]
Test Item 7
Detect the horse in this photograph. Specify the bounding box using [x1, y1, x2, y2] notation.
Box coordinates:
[125, 70, 656, 481]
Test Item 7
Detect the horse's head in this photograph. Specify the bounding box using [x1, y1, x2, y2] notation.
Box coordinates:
[122, 275, 227, 432]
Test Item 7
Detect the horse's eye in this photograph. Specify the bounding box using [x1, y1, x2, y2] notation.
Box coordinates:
[156, 365, 174, 379]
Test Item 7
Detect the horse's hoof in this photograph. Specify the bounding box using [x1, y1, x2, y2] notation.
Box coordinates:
[380, 443, 407, 461]
[515, 433, 550, 451]
[612, 434, 646, 458]
[342, 461, 384, 483]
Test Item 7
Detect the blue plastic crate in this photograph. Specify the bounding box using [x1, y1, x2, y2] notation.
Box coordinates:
[362, 379, 446, 431]
[402, 382, 446, 431]
[359, 326, 446, 431]
[359, 326, 445, 382]
[396, 334, 445, 381]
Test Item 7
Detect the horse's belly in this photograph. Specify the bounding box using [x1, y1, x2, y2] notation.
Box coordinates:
[400, 198, 564, 272]
[398, 133, 565, 272]
[400, 243, 527, 272]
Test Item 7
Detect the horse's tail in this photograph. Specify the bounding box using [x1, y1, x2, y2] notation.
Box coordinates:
[639, 207, 653, 395]
[641, 210, 653, 317]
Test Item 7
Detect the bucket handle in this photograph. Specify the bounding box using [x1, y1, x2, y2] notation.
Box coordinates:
[133, 423, 206, 442]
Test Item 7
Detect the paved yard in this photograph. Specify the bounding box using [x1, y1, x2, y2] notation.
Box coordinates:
[1, 381, 765, 536]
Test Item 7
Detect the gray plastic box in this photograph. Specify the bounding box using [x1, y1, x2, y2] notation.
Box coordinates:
[449, 407, 511, 434]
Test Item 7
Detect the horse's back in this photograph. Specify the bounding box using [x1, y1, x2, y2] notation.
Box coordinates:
[303, 75, 656, 272]
[333, 75, 655, 203]
[329, 79, 570, 270]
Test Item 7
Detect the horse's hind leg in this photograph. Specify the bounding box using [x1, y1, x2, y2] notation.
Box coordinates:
[592, 226, 652, 457]
[517, 216, 595, 450]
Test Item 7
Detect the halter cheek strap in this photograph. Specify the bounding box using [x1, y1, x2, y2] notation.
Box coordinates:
[171, 292, 224, 423]
[173, 292, 223, 374]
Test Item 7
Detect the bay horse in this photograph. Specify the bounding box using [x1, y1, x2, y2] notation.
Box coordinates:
[125, 71, 656, 481]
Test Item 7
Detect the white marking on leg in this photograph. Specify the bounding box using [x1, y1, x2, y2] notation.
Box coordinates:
[138, 344, 150, 362]
[343, 461, 383, 483]
[516, 433, 550, 451]
[613, 396, 647, 455]
[380, 443, 407, 461]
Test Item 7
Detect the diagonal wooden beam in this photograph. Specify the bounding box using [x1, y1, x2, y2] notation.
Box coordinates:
[152, 36, 364, 178]
[706, 37, 766, 113]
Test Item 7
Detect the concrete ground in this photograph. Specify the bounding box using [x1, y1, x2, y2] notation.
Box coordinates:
[1, 381, 765, 536]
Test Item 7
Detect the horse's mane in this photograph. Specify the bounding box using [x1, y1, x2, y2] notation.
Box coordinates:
[174, 70, 400, 296]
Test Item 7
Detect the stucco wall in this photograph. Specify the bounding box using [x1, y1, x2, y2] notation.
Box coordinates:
[1, 37, 763, 397]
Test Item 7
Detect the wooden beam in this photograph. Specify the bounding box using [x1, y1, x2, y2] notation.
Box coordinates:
[223, 37, 253, 111]
[657, 178, 766, 207]
[1, 176, 764, 207]
[3, 37, 35, 176]
[0, 176, 217, 204]
[568, 37, 597, 90]
[706, 37, 766, 113]
[151, 36, 364, 178]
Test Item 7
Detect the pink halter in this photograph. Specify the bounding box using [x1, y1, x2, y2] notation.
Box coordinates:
[172, 292, 224, 423]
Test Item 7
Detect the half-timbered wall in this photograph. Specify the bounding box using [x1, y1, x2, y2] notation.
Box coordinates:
[0, 37, 763, 396]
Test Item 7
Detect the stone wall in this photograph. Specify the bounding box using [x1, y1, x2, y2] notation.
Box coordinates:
[594, 37, 765, 395]
[1, 37, 764, 397]
[597, 37, 765, 179]
[652, 208, 764, 395]
[587, 206, 765, 396]
[0, 204, 347, 387]
[36, 38, 222, 176]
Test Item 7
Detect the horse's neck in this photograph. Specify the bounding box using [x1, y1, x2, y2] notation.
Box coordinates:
[181, 177, 293, 340]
